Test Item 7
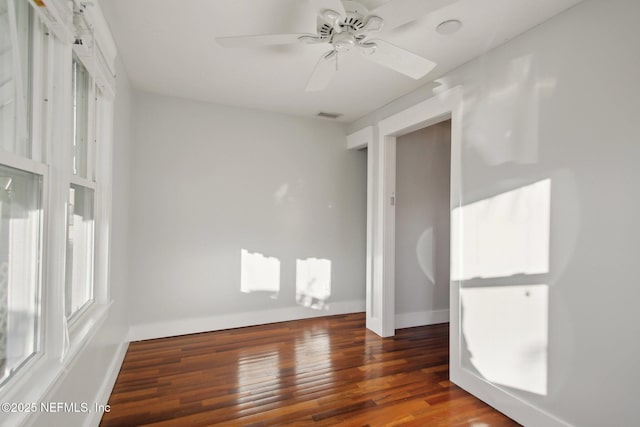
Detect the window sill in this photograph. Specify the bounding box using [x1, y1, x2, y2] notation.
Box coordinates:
[0, 301, 113, 427]
[65, 301, 112, 365]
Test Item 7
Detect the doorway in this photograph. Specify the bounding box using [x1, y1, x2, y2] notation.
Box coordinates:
[394, 121, 451, 329]
[346, 86, 462, 338]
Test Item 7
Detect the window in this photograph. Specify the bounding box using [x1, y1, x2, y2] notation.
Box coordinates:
[66, 58, 96, 320]
[0, 0, 116, 416]
[0, 0, 45, 387]
[65, 184, 94, 318]
[72, 57, 90, 179]
[0, 165, 42, 385]
[0, 0, 32, 158]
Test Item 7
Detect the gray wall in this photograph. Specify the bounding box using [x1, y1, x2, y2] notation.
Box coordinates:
[349, 0, 640, 425]
[395, 122, 450, 316]
[128, 92, 367, 339]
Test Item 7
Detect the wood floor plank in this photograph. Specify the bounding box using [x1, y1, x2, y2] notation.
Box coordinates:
[100, 313, 520, 426]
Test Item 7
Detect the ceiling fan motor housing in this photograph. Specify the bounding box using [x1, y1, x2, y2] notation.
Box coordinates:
[319, 14, 365, 37]
[318, 0, 370, 43]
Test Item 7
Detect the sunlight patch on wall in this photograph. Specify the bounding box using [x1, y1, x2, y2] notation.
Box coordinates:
[451, 179, 551, 281]
[296, 258, 331, 310]
[240, 249, 280, 298]
[461, 284, 548, 395]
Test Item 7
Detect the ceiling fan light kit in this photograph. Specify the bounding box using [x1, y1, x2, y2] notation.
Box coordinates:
[216, 0, 453, 91]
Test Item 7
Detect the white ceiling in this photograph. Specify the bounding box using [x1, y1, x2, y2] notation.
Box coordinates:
[100, 0, 583, 122]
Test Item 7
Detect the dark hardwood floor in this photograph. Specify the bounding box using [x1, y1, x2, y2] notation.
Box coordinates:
[100, 313, 519, 426]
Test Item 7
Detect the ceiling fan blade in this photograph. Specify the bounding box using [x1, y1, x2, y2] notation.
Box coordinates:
[216, 33, 315, 48]
[370, 0, 458, 30]
[306, 51, 337, 92]
[308, 0, 346, 17]
[362, 39, 436, 79]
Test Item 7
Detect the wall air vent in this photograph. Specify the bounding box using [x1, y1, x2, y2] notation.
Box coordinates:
[317, 112, 343, 119]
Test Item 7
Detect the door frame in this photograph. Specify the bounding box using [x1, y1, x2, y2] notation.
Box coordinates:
[347, 85, 463, 338]
[376, 86, 463, 338]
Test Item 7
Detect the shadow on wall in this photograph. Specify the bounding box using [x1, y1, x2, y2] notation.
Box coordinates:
[240, 249, 332, 310]
[453, 179, 551, 396]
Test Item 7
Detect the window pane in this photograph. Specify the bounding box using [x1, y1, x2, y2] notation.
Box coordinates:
[0, 0, 32, 157]
[65, 185, 94, 319]
[72, 58, 89, 178]
[0, 164, 42, 384]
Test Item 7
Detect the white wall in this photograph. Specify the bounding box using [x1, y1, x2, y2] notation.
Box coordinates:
[29, 59, 133, 427]
[349, 0, 640, 426]
[395, 122, 450, 327]
[128, 92, 367, 340]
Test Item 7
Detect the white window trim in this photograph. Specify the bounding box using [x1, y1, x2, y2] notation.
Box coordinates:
[65, 64, 98, 326]
[87, 82, 96, 181]
[69, 174, 96, 189]
[65, 181, 97, 326]
[0, 152, 48, 178]
[27, 0, 74, 44]
[6, 0, 29, 149]
[0, 152, 48, 422]
[59, 0, 115, 368]
[29, 16, 47, 164]
[62, 90, 103, 359]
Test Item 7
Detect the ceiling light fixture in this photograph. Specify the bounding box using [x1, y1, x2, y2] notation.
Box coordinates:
[436, 19, 463, 35]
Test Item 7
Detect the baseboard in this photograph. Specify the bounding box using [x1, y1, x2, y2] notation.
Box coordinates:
[395, 309, 449, 329]
[129, 299, 366, 342]
[450, 369, 571, 427]
[83, 341, 129, 427]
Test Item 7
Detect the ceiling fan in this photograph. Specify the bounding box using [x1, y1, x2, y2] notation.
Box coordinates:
[216, 0, 455, 91]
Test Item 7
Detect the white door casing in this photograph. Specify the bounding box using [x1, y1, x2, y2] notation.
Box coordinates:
[346, 85, 463, 338]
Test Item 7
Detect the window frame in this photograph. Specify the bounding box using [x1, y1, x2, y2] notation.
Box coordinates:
[65, 52, 99, 326]
[61, 8, 116, 358]
[0, 0, 49, 392]
[0, 152, 48, 389]
[65, 182, 96, 324]
[70, 55, 95, 181]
